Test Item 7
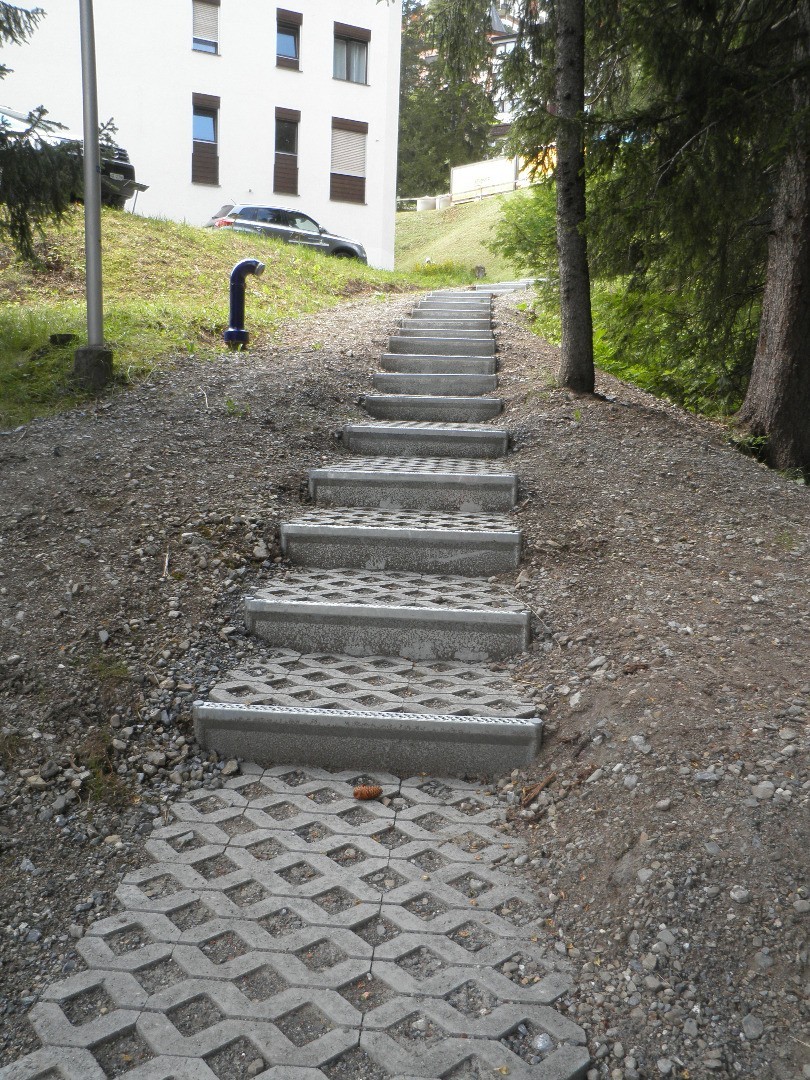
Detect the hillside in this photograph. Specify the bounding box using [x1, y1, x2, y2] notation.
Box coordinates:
[0, 208, 469, 428]
[395, 191, 524, 280]
[0, 292, 806, 1078]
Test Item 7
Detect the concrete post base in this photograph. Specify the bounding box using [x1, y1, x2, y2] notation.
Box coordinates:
[73, 344, 113, 391]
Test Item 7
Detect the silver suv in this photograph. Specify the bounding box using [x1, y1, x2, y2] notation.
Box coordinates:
[205, 204, 367, 262]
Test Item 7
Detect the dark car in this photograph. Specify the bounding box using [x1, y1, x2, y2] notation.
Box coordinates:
[205, 204, 367, 262]
[97, 144, 146, 209]
[0, 106, 147, 209]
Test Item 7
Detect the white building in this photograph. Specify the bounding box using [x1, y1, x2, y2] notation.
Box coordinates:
[2, 0, 402, 268]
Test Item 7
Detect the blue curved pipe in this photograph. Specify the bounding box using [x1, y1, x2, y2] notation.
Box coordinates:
[224, 258, 265, 348]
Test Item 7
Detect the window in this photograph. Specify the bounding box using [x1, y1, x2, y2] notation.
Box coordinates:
[287, 212, 319, 234]
[333, 22, 370, 84]
[193, 0, 219, 54]
[277, 8, 302, 70]
[330, 117, 367, 204]
[274, 107, 300, 195]
[192, 93, 219, 185]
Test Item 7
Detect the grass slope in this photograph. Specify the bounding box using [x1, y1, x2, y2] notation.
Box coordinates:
[0, 208, 471, 427]
[395, 192, 523, 281]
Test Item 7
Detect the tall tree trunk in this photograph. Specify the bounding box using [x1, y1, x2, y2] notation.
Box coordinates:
[737, 6, 810, 475]
[554, 0, 594, 393]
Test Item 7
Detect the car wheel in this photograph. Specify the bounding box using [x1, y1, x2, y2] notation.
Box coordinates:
[332, 250, 357, 259]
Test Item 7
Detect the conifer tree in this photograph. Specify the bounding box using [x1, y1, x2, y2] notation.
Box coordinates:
[397, 0, 497, 199]
[0, 2, 82, 260]
[431, 0, 595, 393]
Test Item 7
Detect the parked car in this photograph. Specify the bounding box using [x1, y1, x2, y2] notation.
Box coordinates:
[205, 204, 367, 262]
[0, 105, 147, 209]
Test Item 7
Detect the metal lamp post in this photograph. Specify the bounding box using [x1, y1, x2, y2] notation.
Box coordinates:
[73, 0, 113, 389]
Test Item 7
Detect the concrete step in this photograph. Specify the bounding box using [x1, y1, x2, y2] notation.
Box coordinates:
[397, 327, 494, 340]
[421, 293, 492, 302]
[361, 394, 503, 422]
[341, 421, 509, 458]
[372, 372, 498, 397]
[423, 291, 492, 299]
[242, 569, 530, 660]
[415, 304, 492, 316]
[402, 315, 493, 329]
[388, 336, 496, 356]
[308, 455, 518, 512]
[280, 507, 522, 574]
[472, 280, 535, 292]
[194, 701, 542, 777]
[380, 353, 496, 375]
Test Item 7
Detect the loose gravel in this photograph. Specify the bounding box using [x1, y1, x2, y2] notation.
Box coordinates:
[1, 288, 808, 1078]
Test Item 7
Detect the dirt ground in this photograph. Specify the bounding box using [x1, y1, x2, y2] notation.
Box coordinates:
[0, 290, 807, 1079]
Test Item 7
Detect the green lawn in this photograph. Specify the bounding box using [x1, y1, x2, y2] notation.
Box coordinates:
[0, 208, 474, 427]
[395, 191, 523, 281]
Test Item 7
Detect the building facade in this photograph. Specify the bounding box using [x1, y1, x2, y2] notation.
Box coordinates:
[3, 0, 402, 268]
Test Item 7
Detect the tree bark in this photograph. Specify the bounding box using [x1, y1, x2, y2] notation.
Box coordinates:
[554, 0, 594, 393]
[737, 7, 810, 475]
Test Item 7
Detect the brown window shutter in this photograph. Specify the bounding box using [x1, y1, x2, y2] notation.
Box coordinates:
[331, 116, 368, 135]
[277, 8, 303, 25]
[334, 21, 370, 42]
[192, 92, 220, 111]
[275, 107, 301, 123]
[192, 143, 218, 185]
[274, 155, 298, 195]
[330, 174, 365, 203]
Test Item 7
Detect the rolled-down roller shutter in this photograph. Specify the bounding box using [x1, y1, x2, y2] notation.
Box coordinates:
[330, 118, 367, 203]
[193, 1, 219, 48]
[330, 129, 366, 177]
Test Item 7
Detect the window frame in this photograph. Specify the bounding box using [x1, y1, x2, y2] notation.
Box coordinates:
[192, 0, 220, 55]
[330, 116, 368, 204]
[277, 8, 303, 70]
[192, 93, 220, 186]
[273, 107, 300, 196]
[333, 21, 370, 84]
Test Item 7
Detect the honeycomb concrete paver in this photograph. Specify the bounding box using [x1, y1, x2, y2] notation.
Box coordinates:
[0, 769, 589, 1080]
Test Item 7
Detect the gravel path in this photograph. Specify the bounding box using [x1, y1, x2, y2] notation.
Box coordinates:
[0, 290, 808, 1078]
[0, 766, 588, 1080]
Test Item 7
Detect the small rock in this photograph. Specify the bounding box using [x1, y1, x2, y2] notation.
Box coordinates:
[630, 735, 652, 755]
[221, 759, 240, 777]
[793, 898, 810, 914]
[656, 1057, 673, 1075]
[741, 1013, 764, 1040]
[656, 798, 672, 811]
[752, 780, 775, 800]
[98, 629, 110, 644]
[730, 886, 752, 904]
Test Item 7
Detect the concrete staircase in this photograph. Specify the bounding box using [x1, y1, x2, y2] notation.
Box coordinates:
[194, 290, 541, 777]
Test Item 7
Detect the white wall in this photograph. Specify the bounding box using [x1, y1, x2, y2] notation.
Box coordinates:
[2, 0, 402, 268]
[450, 156, 533, 202]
